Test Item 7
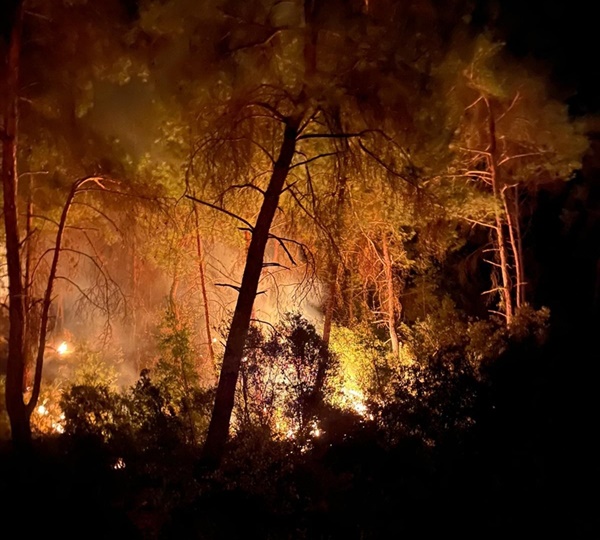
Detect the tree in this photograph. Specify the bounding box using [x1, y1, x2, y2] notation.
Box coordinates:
[187, 0, 471, 463]
[2, 0, 140, 448]
[1, 0, 28, 449]
[442, 36, 588, 323]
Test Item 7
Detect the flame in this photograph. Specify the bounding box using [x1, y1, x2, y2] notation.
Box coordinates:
[57, 341, 68, 355]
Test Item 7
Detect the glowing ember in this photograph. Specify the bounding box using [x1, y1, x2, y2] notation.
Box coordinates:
[57, 341, 68, 355]
[310, 421, 322, 438]
[113, 457, 126, 470]
[37, 404, 48, 416]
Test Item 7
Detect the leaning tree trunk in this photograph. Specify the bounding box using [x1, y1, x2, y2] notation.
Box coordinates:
[2, 0, 29, 450]
[28, 177, 102, 417]
[201, 117, 301, 465]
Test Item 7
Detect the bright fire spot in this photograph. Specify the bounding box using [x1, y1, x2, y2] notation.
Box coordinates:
[212, 338, 217, 343]
[310, 421, 322, 438]
[113, 457, 126, 470]
[52, 422, 65, 434]
[37, 405, 48, 416]
[346, 389, 369, 417]
[57, 341, 68, 355]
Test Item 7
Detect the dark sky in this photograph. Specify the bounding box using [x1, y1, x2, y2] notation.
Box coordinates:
[2, 0, 597, 113]
[485, 0, 599, 115]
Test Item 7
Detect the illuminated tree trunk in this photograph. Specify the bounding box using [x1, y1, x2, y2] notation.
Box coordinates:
[487, 100, 513, 324]
[23, 180, 34, 392]
[322, 261, 338, 346]
[131, 232, 140, 373]
[28, 178, 91, 414]
[502, 185, 525, 309]
[382, 233, 400, 356]
[514, 187, 525, 307]
[193, 205, 215, 376]
[322, 175, 347, 346]
[202, 118, 300, 464]
[2, 0, 29, 450]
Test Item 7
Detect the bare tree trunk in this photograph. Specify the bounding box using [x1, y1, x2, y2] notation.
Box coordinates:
[322, 174, 347, 346]
[28, 178, 100, 416]
[382, 233, 400, 356]
[513, 186, 526, 306]
[201, 117, 300, 465]
[487, 99, 513, 324]
[322, 261, 338, 346]
[131, 231, 140, 373]
[502, 185, 525, 310]
[23, 181, 33, 392]
[2, 0, 29, 450]
[192, 204, 215, 377]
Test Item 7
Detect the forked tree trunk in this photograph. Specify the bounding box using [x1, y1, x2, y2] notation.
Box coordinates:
[2, 0, 29, 450]
[201, 117, 301, 465]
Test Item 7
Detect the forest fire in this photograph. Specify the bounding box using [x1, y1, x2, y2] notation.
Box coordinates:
[0, 0, 597, 537]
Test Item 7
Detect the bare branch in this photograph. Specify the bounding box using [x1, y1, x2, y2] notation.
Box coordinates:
[55, 276, 108, 312]
[186, 195, 255, 231]
[248, 101, 287, 123]
[268, 234, 297, 266]
[498, 151, 552, 166]
[262, 262, 290, 270]
[215, 283, 241, 292]
[290, 151, 340, 169]
[358, 140, 418, 188]
[72, 201, 122, 234]
[297, 131, 366, 141]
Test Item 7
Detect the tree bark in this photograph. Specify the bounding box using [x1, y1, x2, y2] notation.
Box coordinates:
[2, 0, 29, 450]
[322, 261, 338, 346]
[487, 99, 513, 324]
[192, 205, 216, 378]
[201, 117, 300, 465]
[502, 185, 525, 310]
[28, 177, 100, 415]
[382, 233, 400, 356]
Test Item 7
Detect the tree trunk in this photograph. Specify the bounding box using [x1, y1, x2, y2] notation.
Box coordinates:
[487, 100, 513, 324]
[322, 261, 338, 346]
[502, 185, 525, 310]
[28, 178, 97, 416]
[2, 0, 29, 450]
[193, 205, 216, 378]
[23, 181, 33, 392]
[201, 117, 300, 465]
[382, 233, 400, 356]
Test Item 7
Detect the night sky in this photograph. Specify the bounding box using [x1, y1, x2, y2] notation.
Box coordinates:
[480, 0, 599, 115]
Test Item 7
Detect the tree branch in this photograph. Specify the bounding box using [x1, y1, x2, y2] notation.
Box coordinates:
[186, 195, 255, 231]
